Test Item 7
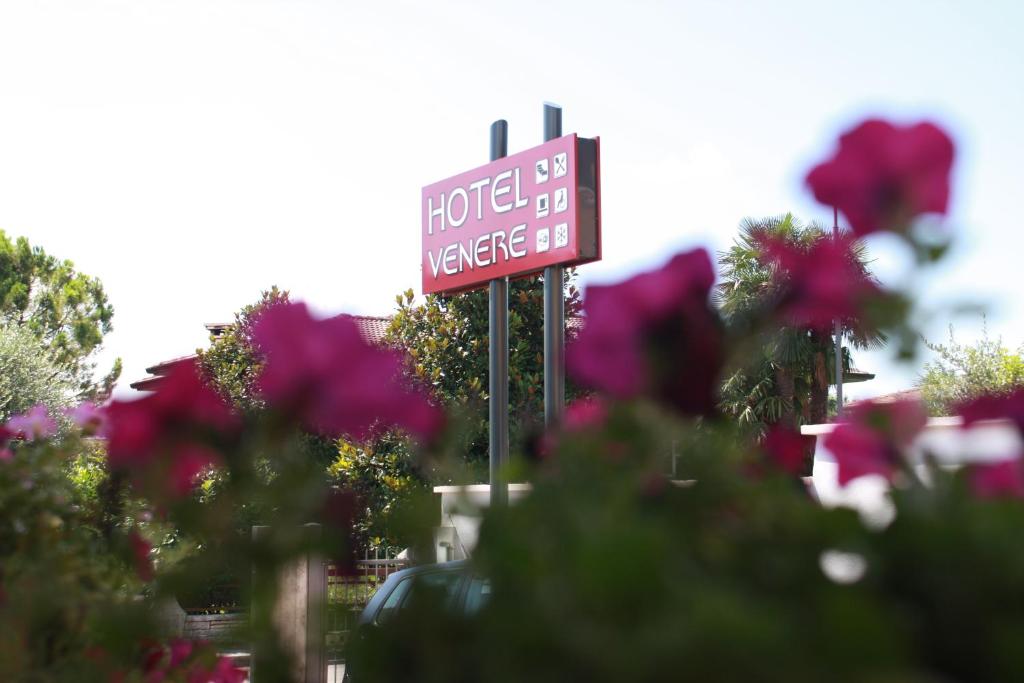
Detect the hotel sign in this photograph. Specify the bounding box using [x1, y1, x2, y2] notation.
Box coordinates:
[421, 133, 601, 295]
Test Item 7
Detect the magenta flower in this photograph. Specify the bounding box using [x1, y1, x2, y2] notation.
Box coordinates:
[761, 425, 811, 475]
[128, 531, 154, 582]
[824, 398, 927, 486]
[759, 234, 879, 331]
[187, 656, 246, 683]
[66, 402, 108, 436]
[958, 388, 1024, 434]
[252, 302, 442, 441]
[0, 425, 12, 461]
[6, 404, 59, 441]
[806, 118, 955, 237]
[141, 639, 244, 683]
[968, 458, 1024, 499]
[567, 249, 723, 417]
[563, 397, 609, 431]
[168, 638, 195, 668]
[105, 360, 238, 499]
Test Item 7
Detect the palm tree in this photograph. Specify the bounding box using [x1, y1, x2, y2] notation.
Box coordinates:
[716, 214, 881, 451]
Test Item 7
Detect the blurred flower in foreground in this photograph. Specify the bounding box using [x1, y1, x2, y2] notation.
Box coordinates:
[968, 458, 1024, 499]
[142, 638, 245, 683]
[806, 118, 954, 237]
[564, 396, 609, 431]
[568, 249, 723, 417]
[0, 425, 12, 461]
[824, 398, 927, 486]
[956, 390, 1024, 499]
[253, 302, 442, 441]
[6, 404, 58, 441]
[759, 234, 879, 330]
[66, 402, 107, 436]
[104, 361, 239, 497]
[762, 424, 812, 476]
[128, 530, 154, 582]
[957, 388, 1024, 434]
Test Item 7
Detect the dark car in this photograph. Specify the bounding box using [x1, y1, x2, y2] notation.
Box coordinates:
[342, 561, 490, 682]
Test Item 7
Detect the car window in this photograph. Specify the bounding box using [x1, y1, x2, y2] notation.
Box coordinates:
[374, 570, 464, 626]
[374, 577, 413, 626]
[464, 578, 491, 615]
[406, 570, 464, 608]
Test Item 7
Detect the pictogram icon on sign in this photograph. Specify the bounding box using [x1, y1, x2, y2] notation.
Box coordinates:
[554, 187, 567, 213]
[536, 193, 549, 218]
[554, 222, 569, 248]
[536, 227, 550, 253]
[536, 159, 549, 184]
[553, 152, 568, 178]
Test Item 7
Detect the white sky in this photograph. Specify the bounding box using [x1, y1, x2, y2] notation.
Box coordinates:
[0, 0, 1021, 401]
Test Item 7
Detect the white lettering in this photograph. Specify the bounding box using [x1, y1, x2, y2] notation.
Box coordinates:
[458, 241, 474, 272]
[427, 193, 445, 235]
[475, 235, 491, 266]
[509, 224, 527, 257]
[469, 178, 490, 220]
[513, 168, 528, 209]
[493, 230, 510, 261]
[491, 170, 513, 213]
[443, 244, 458, 275]
[428, 248, 444, 278]
[447, 187, 469, 228]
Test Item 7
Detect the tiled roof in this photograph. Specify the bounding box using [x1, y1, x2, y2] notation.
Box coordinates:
[351, 315, 391, 344]
[849, 388, 920, 406]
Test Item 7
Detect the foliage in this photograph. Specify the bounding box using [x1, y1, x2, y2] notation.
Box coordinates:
[328, 274, 583, 549]
[0, 322, 77, 420]
[0, 230, 120, 398]
[197, 286, 288, 413]
[354, 406, 1024, 682]
[0, 430, 148, 681]
[717, 213, 879, 445]
[328, 434, 427, 552]
[385, 274, 583, 473]
[919, 322, 1024, 415]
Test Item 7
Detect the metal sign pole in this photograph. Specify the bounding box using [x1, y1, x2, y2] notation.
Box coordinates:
[543, 103, 565, 427]
[833, 206, 843, 417]
[489, 120, 510, 508]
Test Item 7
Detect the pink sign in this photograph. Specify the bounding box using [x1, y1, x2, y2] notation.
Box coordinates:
[421, 133, 601, 295]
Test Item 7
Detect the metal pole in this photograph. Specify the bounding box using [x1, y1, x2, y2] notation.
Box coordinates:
[833, 206, 843, 417]
[489, 120, 510, 508]
[543, 103, 565, 427]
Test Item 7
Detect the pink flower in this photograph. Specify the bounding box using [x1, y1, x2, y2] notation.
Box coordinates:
[563, 397, 609, 431]
[761, 425, 812, 475]
[0, 425, 12, 461]
[759, 234, 879, 330]
[567, 249, 723, 417]
[806, 118, 955, 237]
[957, 388, 1024, 434]
[968, 458, 1024, 499]
[186, 657, 246, 683]
[6, 404, 59, 441]
[141, 640, 243, 683]
[167, 444, 220, 497]
[824, 398, 927, 486]
[66, 402, 108, 436]
[252, 302, 443, 441]
[168, 638, 195, 668]
[128, 531, 154, 582]
[105, 361, 237, 498]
